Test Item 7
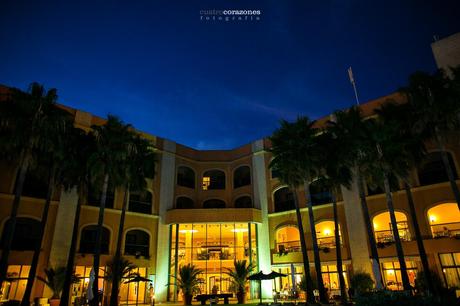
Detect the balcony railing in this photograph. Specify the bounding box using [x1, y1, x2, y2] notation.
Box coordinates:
[375, 229, 411, 243]
[317, 236, 341, 248]
[431, 222, 460, 238]
[277, 240, 301, 253]
[128, 200, 152, 214]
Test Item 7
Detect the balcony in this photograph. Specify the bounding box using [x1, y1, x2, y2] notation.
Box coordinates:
[165, 207, 262, 224]
[128, 199, 152, 214]
[431, 222, 460, 239]
[276, 240, 301, 254]
[375, 229, 411, 244]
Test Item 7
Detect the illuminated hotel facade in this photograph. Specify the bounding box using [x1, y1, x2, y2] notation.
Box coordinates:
[1, 90, 460, 304]
[1, 32, 460, 304]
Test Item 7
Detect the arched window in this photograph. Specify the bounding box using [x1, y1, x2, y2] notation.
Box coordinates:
[79, 225, 110, 254]
[202, 170, 225, 190]
[418, 151, 457, 186]
[177, 166, 195, 188]
[271, 168, 280, 179]
[427, 203, 460, 238]
[203, 199, 226, 209]
[234, 196, 253, 208]
[129, 189, 152, 214]
[233, 166, 251, 188]
[176, 197, 194, 209]
[372, 211, 410, 243]
[125, 230, 150, 258]
[274, 187, 295, 212]
[309, 181, 332, 205]
[315, 221, 341, 248]
[275, 225, 300, 253]
[15, 168, 49, 199]
[87, 180, 115, 209]
[1, 217, 40, 251]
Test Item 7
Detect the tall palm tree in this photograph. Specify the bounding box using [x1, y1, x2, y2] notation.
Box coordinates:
[401, 70, 460, 210]
[270, 117, 327, 304]
[361, 116, 411, 291]
[88, 116, 135, 306]
[327, 107, 384, 289]
[0, 83, 63, 289]
[21, 104, 74, 306]
[376, 101, 435, 295]
[316, 131, 353, 304]
[109, 135, 156, 306]
[59, 129, 97, 306]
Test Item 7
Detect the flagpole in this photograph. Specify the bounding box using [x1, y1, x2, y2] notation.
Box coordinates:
[348, 67, 360, 105]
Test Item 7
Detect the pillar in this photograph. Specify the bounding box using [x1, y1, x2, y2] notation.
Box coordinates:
[154, 140, 176, 302]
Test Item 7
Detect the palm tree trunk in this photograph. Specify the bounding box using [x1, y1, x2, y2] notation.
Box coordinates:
[110, 185, 130, 306]
[434, 131, 460, 210]
[356, 171, 384, 289]
[332, 188, 347, 304]
[291, 190, 315, 304]
[403, 182, 435, 295]
[21, 166, 56, 306]
[60, 184, 85, 306]
[304, 181, 328, 304]
[382, 173, 411, 291]
[91, 173, 109, 306]
[0, 151, 31, 288]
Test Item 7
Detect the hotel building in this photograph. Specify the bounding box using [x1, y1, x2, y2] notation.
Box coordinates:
[0, 33, 460, 304]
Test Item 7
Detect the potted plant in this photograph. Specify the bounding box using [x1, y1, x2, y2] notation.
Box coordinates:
[37, 267, 75, 306]
[224, 260, 255, 304]
[104, 257, 138, 304]
[174, 264, 203, 305]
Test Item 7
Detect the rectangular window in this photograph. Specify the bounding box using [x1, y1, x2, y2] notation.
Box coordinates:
[381, 261, 417, 290]
[439, 253, 460, 288]
[72, 266, 106, 304]
[0, 265, 30, 301]
[321, 264, 348, 294]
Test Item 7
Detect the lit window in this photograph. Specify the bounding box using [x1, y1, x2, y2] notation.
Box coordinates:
[202, 177, 210, 190]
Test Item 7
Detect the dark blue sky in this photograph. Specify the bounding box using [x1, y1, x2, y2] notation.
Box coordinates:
[1, 1, 459, 150]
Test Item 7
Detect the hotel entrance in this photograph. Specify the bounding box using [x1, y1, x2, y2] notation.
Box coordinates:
[168, 223, 258, 301]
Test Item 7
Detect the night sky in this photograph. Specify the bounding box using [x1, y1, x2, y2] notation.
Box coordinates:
[1, 1, 459, 150]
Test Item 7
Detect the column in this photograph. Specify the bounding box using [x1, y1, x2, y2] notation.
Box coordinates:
[251, 139, 273, 298]
[340, 174, 374, 277]
[48, 187, 79, 268]
[154, 140, 176, 302]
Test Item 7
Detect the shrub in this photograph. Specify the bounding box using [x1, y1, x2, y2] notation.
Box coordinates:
[350, 271, 374, 296]
[355, 290, 459, 306]
[414, 269, 444, 294]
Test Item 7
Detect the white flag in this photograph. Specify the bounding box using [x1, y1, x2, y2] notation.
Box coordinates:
[348, 67, 355, 84]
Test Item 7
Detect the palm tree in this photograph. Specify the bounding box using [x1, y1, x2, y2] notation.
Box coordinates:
[173, 264, 203, 305]
[376, 101, 435, 295]
[270, 117, 326, 304]
[109, 135, 156, 306]
[88, 115, 135, 306]
[21, 104, 74, 306]
[105, 256, 138, 303]
[0, 83, 64, 289]
[361, 117, 411, 291]
[59, 129, 97, 306]
[327, 107, 384, 289]
[401, 70, 460, 210]
[223, 260, 255, 304]
[315, 131, 353, 304]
